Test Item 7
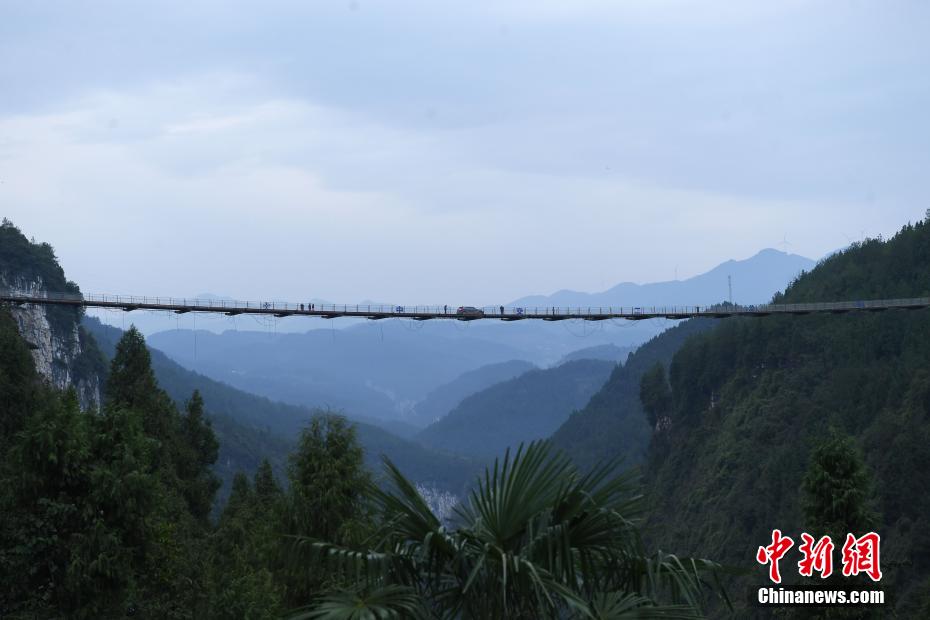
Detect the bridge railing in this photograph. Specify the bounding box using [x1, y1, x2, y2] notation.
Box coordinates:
[3, 290, 930, 318]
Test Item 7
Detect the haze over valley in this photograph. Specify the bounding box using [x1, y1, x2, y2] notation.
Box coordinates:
[122, 247, 815, 429]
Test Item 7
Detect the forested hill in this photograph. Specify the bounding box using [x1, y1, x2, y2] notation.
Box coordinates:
[643, 219, 930, 614]
[408, 359, 536, 428]
[417, 359, 615, 459]
[557, 343, 633, 365]
[550, 318, 716, 472]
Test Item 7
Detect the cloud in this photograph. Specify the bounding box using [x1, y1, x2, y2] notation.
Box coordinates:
[2, 0, 927, 304]
[478, 0, 812, 25]
[1, 72, 886, 306]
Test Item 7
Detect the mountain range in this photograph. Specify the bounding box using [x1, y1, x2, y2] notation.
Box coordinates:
[143, 248, 814, 425]
[511, 248, 814, 308]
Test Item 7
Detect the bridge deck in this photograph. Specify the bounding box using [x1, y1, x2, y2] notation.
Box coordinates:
[3, 291, 930, 321]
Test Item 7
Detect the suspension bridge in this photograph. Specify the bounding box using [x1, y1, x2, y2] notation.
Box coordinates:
[2, 291, 930, 321]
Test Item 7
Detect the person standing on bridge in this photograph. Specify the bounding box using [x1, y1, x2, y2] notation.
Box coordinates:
[500, 305, 505, 315]
[444, 304, 448, 314]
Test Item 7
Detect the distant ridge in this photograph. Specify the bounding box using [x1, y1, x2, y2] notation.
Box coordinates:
[557, 343, 633, 366]
[417, 359, 615, 459]
[408, 359, 537, 428]
[511, 248, 814, 308]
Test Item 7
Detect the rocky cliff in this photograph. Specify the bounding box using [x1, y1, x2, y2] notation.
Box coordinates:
[0, 221, 106, 411]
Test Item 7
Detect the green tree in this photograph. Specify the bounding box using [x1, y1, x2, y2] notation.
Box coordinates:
[106, 326, 161, 411]
[106, 330, 220, 522]
[286, 414, 373, 544]
[254, 458, 282, 501]
[802, 431, 877, 542]
[206, 469, 285, 618]
[0, 308, 39, 446]
[179, 390, 221, 521]
[106, 326, 180, 472]
[102, 328, 218, 617]
[793, 438, 881, 620]
[280, 414, 374, 608]
[226, 473, 255, 521]
[639, 362, 672, 429]
[0, 391, 157, 618]
[916, 577, 930, 618]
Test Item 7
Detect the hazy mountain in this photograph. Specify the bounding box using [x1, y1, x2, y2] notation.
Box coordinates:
[84, 317, 479, 499]
[557, 343, 634, 365]
[409, 359, 537, 428]
[417, 359, 615, 459]
[147, 321, 531, 422]
[378, 319, 664, 367]
[511, 248, 815, 309]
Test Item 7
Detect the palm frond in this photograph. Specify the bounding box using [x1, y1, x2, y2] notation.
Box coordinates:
[586, 591, 702, 619]
[290, 440, 730, 619]
[291, 584, 427, 620]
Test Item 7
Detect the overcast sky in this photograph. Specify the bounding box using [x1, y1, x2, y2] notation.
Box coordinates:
[1, 1, 927, 304]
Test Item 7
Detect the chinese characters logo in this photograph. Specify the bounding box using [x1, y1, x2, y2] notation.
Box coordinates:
[757, 530, 882, 583]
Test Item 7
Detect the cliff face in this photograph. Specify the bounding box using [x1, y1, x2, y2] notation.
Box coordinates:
[0, 222, 106, 411]
[3, 275, 103, 411]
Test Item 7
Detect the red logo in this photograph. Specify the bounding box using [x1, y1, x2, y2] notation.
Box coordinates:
[798, 533, 834, 578]
[756, 529, 794, 584]
[758, 530, 881, 583]
[841, 532, 882, 582]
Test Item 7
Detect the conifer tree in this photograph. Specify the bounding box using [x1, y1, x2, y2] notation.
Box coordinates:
[802, 431, 877, 543]
[106, 326, 160, 410]
[0, 308, 39, 444]
[281, 413, 374, 606]
[106, 326, 179, 471]
[180, 390, 221, 520]
[640, 362, 672, 428]
[254, 458, 282, 501]
[286, 413, 372, 544]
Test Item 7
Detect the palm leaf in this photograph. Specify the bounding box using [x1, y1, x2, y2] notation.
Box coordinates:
[586, 592, 702, 619]
[291, 439, 729, 619]
[292, 584, 427, 620]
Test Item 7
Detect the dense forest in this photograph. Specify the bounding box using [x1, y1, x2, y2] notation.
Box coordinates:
[551, 318, 716, 472]
[639, 220, 930, 614]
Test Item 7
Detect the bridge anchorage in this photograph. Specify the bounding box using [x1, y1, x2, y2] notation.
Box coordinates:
[2, 291, 930, 322]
